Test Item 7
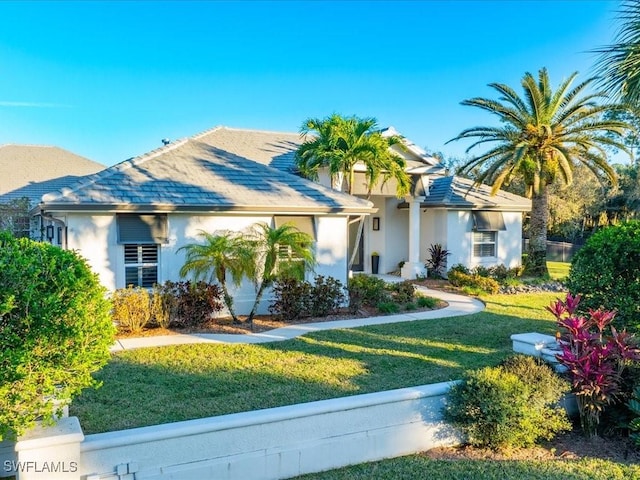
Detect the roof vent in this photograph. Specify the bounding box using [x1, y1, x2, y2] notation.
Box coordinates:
[161, 138, 171, 146]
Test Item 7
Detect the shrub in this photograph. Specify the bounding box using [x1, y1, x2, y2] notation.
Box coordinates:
[150, 284, 175, 329]
[376, 301, 400, 314]
[448, 263, 470, 275]
[310, 275, 345, 317]
[348, 274, 388, 311]
[0, 232, 114, 440]
[425, 243, 451, 278]
[111, 286, 152, 333]
[404, 302, 417, 311]
[548, 294, 640, 436]
[566, 221, 640, 332]
[416, 295, 437, 309]
[270, 278, 312, 321]
[445, 355, 571, 450]
[158, 281, 224, 328]
[389, 281, 416, 304]
[629, 386, 640, 446]
[447, 270, 500, 294]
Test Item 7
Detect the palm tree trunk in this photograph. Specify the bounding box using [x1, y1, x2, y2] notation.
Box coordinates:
[526, 188, 550, 277]
[220, 282, 241, 324]
[246, 280, 269, 328]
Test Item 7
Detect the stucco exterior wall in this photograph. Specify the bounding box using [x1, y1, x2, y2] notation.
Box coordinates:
[65, 213, 350, 316]
[382, 198, 408, 274]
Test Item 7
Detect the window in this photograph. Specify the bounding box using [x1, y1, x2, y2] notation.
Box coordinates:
[124, 244, 158, 287]
[473, 231, 497, 257]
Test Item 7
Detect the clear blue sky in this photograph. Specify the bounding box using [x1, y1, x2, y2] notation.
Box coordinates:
[0, 0, 622, 166]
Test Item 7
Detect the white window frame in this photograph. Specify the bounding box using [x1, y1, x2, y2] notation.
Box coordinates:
[124, 244, 159, 288]
[472, 231, 497, 258]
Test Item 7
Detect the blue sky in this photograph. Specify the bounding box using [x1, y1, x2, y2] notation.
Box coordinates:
[0, 0, 622, 166]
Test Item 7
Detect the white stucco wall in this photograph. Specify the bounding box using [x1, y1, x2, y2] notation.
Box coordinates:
[64, 212, 350, 316]
[381, 197, 408, 274]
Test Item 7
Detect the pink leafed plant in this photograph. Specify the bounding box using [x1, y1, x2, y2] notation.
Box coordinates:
[549, 294, 640, 436]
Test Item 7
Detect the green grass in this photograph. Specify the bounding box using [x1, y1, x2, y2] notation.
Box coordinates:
[293, 455, 640, 480]
[547, 261, 570, 281]
[71, 292, 561, 434]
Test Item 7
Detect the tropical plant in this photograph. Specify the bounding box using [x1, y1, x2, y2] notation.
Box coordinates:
[179, 230, 254, 324]
[425, 243, 451, 278]
[449, 68, 632, 276]
[566, 221, 640, 332]
[593, 0, 640, 107]
[245, 222, 315, 324]
[296, 114, 411, 267]
[629, 385, 640, 446]
[547, 294, 640, 436]
[0, 232, 114, 440]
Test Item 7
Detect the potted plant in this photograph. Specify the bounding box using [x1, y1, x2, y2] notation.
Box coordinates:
[371, 251, 380, 274]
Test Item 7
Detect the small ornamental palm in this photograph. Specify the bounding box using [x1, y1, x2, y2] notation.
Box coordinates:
[245, 222, 316, 324]
[449, 68, 632, 276]
[179, 230, 253, 324]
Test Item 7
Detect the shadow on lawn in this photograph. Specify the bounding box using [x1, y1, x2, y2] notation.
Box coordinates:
[72, 307, 557, 435]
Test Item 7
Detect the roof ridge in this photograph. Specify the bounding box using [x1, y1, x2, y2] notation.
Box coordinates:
[0, 143, 60, 149]
[42, 138, 190, 202]
[214, 125, 304, 137]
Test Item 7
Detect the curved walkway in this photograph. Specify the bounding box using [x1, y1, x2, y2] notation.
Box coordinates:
[111, 285, 485, 352]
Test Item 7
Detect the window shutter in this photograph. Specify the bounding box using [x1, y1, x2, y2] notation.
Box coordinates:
[273, 216, 316, 239]
[472, 211, 506, 231]
[117, 214, 168, 244]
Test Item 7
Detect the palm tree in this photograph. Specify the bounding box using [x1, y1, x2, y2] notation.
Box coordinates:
[245, 222, 315, 324]
[296, 114, 411, 267]
[593, 0, 640, 107]
[449, 68, 631, 276]
[178, 230, 254, 324]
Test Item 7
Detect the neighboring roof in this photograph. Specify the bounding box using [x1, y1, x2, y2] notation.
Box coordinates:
[0, 145, 104, 204]
[399, 176, 531, 211]
[39, 127, 374, 215]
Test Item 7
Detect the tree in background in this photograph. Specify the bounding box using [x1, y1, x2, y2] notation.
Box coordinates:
[449, 68, 631, 276]
[594, 0, 640, 107]
[296, 114, 411, 267]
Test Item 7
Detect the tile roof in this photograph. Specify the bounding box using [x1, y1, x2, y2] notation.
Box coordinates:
[399, 175, 531, 211]
[40, 127, 374, 214]
[0, 145, 104, 204]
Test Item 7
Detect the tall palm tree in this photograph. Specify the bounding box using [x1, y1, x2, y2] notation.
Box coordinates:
[449, 68, 632, 276]
[178, 230, 254, 324]
[245, 222, 315, 324]
[594, 0, 640, 107]
[296, 114, 411, 267]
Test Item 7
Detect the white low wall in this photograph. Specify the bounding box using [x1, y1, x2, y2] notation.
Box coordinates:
[9, 382, 461, 480]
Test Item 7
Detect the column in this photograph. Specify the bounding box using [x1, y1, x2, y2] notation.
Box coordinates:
[401, 196, 427, 279]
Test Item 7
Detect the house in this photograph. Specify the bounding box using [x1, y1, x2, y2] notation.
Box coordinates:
[32, 125, 530, 313]
[32, 127, 374, 315]
[0, 144, 104, 239]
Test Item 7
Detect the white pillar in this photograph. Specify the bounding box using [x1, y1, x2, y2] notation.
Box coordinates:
[401, 196, 427, 279]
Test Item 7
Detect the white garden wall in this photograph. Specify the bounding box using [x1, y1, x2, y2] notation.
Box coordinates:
[6, 382, 460, 480]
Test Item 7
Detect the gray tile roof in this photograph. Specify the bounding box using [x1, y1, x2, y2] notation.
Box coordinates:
[400, 175, 531, 211]
[40, 127, 374, 214]
[0, 145, 104, 205]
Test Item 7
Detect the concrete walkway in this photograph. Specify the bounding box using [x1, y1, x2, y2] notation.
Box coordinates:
[111, 283, 485, 352]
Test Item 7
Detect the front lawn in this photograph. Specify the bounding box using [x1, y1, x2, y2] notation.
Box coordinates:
[547, 261, 571, 281]
[71, 292, 561, 434]
[293, 455, 640, 480]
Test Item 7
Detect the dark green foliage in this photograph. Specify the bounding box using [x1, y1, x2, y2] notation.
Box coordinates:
[269, 278, 313, 321]
[449, 264, 470, 275]
[404, 302, 417, 311]
[156, 281, 224, 327]
[388, 280, 416, 304]
[566, 221, 640, 332]
[426, 243, 451, 278]
[376, 301, 400, 314]
[0, 198, 31, 238]
[416, 296, 438, 309]
[0, 232, 115, 440]
[447, 270, 500, 294]
[445, 355, 571, 450]
[347, 274, 389, 312]
[629, 385, 640, 446]
[269, 276, 345, 321]
[309, 275, 345, 317]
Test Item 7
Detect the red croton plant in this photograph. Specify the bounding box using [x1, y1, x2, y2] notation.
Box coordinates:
[547, 294, 640, 436]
